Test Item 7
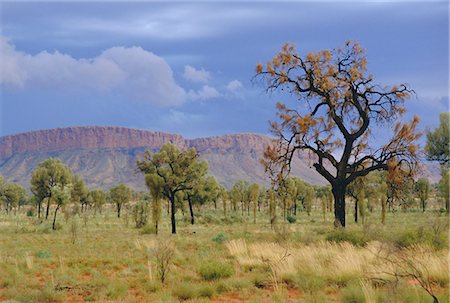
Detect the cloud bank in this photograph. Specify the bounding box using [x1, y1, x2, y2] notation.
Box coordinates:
[0, 37, 185, 107]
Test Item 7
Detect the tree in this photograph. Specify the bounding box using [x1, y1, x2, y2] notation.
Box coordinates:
[51, 184, 71, 230]
[137, 143, 208, 234]
[2, 183, 26, 214]
[145, 174, 164, 234]
[438, 169, 449, 211]
[109, 184, 132, 218]
[230, 180, 249, 215]
[257, 41, 420, 227]
[248, 183, 260, 223]
[346, 177, 366, 223]
[415, 178, 430, 212]
[89, 189, 107, 214]
[185, 176, 220, 225]
[71, 175, 89, 212]
[30, 158, 73, 220]
[425, 112, 449, 165]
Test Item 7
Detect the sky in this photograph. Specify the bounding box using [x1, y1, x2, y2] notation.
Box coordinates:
[0, 1, 448, 140]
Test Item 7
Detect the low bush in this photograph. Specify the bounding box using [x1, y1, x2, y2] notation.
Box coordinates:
[340, 282, 365, 303]
[199, 261, 234, 280]
[140, 224, 156, 235]
[212, 232, 226, 244]
[173, 283, 196, 301]
[325, 229, 367, 247]
[286, 214, 297, 224]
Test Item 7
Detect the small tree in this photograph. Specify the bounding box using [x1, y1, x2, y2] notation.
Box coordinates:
[51, 184, 71, 230]
[90, 189, 107, 214]
[31, 158, 72, 220]
[109, 184, 132, 218]
[257, 41, 420, 227]
[137, 144, 208, 234]
[438, 169, 449, 211]
[146, 174, 163, 234]
[2, 183, 26, 214]
[425, 112, 449, 165]
[415, 178, 430, 212]
[248, 183, 260, 223]
[71, 175, 89, 212]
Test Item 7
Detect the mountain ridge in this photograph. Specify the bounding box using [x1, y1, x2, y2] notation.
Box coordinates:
[0, 126, 440, 190]
[0, 126, 326, 190]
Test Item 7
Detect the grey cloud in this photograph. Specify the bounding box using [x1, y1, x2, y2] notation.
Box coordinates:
[0, 37, 186, 107]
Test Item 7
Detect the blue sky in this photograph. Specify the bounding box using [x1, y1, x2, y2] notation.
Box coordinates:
[0, 1, 448, 139]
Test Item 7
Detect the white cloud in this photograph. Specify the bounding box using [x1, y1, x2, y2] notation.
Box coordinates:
[182, 65, 210, 83]
[226, 80, 243, 92]
[0, 37, 186, 107]
[187, 85, 220, 100]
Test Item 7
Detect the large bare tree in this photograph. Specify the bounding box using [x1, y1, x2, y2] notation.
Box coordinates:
[257, 41, 421, 227]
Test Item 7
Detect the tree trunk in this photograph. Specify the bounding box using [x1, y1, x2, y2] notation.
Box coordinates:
[52, 205, 60, 230]
[187, 196, 195, 225]
[170, 193, 176, 234]
[381, 198, 386, 225]
[332, 186, 346, 227]
[117, 203, 121, 218]
[38, 200, 41, 219]
[45, 197, 51, 220]
[354, 199, 358, 223]
[421, 199, 426, 212]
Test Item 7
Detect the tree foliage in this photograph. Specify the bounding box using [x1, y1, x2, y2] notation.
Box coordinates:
[30, 158, 73, 220]
[425, 112, 449, 165]
[137, 143, 208, 234]
[1, 182, 26, 214]
[256, 41, 421, 227]
[109, 184, 132, 218]
[415, 178, 430, 212]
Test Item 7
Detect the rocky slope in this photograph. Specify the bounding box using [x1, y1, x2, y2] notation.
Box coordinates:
[0, 126, 326, 190]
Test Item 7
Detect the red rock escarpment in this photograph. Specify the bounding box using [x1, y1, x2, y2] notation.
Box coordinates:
[0, 126, 187, 159]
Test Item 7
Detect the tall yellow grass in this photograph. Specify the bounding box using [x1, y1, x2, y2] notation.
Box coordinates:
[226, 239, 449, 285]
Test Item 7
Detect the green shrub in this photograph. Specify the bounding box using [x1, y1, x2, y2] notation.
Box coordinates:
[36, 250, 51, 259]
[286, 214, 296, 224]
[293, 273, 326, 294]
[212, 232, 226, 244]
[326, 230, 367, 247]
[197, 284, 215, 298]
[106, 280, 128, 299]
[340, 283, 365, 303]
[199, 261, 234, 280]
[173, 283, 196, 301]
[140, 224, 156, 235]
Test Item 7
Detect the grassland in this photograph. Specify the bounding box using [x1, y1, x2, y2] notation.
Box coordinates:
[0, 207, 448, 302]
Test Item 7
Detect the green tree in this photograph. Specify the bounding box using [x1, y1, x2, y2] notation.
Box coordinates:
[248, 183, 260, 223]
[2, 183, 26, 214]
[230, 180, 249, 215]
[257, 41, 420, 227]
[51, 184, 71, 230]
[109, 184, 132, 218]
[137, 144, 208, 234]
[90, 189, 107, 214]
[71, 175, 89, 212]
[425, 112, 449, 165]
[146, 175, 164, 234]
[415, 178, 430, 212]
[30, 158, 73, 220]
[438, 169, 449, 211]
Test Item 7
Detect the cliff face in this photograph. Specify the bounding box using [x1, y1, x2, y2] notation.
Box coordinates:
[0, 126, 186, 159]
[0, 126, 326, 190]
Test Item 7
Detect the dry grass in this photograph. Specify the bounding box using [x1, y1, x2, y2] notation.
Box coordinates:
[226, 239, 449, 286]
